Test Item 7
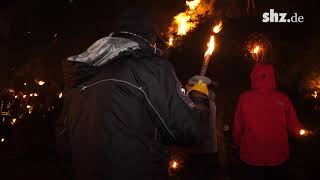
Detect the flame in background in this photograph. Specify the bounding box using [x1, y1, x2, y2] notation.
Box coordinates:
[306, 73, 320, 99]
[250, 45, 261, 55]
[248, 44, 263, 62]
[168, 0, 214, 46]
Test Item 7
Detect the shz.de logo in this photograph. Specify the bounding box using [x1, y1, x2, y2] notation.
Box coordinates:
[262, 9, 304, 23]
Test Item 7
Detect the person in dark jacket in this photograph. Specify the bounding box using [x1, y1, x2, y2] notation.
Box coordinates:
[233, 63, 307, 180]
[56, 8, 213, 180]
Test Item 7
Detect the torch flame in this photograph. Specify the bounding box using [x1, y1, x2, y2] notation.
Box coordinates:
[174, 13, 195, 36]
[204, 36, 215, 57]
[186, 0, 201, 10]
[213, 21, 223, 34]
[168, 0, 213, 46]
[204, 21, 223, 58]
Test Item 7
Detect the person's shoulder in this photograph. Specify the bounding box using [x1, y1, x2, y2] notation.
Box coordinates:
[273, 90, 290, 100]
[239, 90, 255, 98]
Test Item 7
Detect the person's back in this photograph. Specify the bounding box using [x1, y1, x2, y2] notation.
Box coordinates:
[233, 64, 303, 166]
[56, 8, 212, 180]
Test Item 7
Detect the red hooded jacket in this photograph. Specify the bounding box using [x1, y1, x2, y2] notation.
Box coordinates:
[233, 64, 303, 166]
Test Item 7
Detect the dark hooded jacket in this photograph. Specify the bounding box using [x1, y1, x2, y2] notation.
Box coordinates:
[232, 64, 303, 166]
[56, 9, 211, 180]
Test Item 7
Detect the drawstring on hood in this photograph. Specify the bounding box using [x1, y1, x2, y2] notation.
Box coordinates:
[250, 63, 276, 90]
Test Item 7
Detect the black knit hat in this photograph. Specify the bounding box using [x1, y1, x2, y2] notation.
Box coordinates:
[115, 7, 156, 42]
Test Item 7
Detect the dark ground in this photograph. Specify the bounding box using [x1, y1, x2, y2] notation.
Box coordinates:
[0, 109, 319, 180]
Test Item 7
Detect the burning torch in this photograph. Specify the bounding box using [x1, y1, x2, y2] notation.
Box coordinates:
[188, 21, 222, 96]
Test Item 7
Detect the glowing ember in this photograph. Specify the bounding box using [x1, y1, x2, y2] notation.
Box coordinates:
[300, 129, 306, 136]
[59, 92, 63, 99]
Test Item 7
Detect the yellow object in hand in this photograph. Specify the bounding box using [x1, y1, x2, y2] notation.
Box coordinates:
[188, 82, 209, 96]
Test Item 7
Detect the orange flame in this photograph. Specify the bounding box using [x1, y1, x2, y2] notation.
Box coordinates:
[172, 161, 178, 169]
[300, 129, 306, 136]
[186, 0, 201, 10]
[213, 21, 223, 34]
[168, 0, 212, 46]
[249, 45, 263, 61]
[169, 37, 174, 46]
[204, 36, 215, 57]
[204, 21, 223, 58]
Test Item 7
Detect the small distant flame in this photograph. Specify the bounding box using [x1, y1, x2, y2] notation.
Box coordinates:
[1, 138, 4, 143]
[38, 81, 45, 86]
[26, 105, 32, 109]
[171, 161, 179, 169]
[14, 95, 18, 99]
[251, 45, 261, 55]
[34, 93, 38, 97]
[30, 94, 33, 97]
[23, 95, 27, 99]
[312, 91, 318, 99]
[249, 45, 263, 62]
[59, 92, 63, 99]
[169, 37, 174, 46]
[11, 118, 17, 125]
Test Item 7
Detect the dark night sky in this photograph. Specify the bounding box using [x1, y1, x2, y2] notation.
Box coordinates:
[0, 0, 319, 101]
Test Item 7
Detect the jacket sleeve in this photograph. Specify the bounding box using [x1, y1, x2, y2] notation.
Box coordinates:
[142, 59, 210, 146]
[285, 97, 303, 137]
[232, 95, 243, 146]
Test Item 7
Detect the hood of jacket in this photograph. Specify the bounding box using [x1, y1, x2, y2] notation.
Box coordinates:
[250, 63, 276, 90]
[63, 33, 162, 88]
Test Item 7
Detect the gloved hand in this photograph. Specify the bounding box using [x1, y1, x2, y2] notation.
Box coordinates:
[186, 75, 212, 96]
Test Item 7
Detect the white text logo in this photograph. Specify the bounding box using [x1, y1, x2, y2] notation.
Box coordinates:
[262, 9, 304, 23]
